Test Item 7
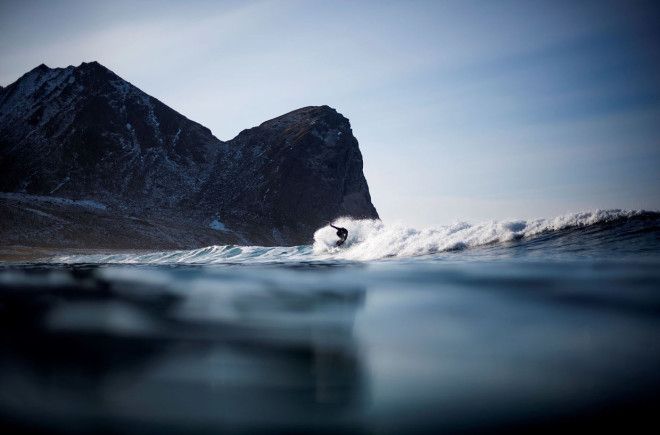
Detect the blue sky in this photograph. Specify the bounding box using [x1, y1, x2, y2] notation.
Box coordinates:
[1, 0, 659, 226]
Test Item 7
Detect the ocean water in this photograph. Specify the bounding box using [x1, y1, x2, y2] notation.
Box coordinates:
[1, 210, 659, 433]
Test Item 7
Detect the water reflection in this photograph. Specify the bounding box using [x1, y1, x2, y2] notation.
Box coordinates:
[2, 260, 660, 433]
[0, 265, 367, 433]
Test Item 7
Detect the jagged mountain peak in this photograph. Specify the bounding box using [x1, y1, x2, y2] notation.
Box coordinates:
[75, 60, 118, 78]
[78, 60, 103, 68]
[32, 63, 50, 72]
[7, 61, 124, 97]
[22, 62, 71, 79]
[4, 61, 112, 93]
[28, 60, 105, 73]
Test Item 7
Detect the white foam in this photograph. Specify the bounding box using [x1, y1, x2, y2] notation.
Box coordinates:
[314, 209, 645, 260]
[53, 245, 311, 265]
[50, 209, 647, 264]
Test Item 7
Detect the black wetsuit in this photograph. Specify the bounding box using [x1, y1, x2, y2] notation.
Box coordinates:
[330, 224, 348, 247]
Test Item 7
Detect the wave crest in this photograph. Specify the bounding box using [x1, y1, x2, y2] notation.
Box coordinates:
[313, 209, 651, 260]
[51, 209, 655, 264]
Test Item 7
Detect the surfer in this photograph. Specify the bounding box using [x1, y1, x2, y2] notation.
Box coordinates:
[330, 224, 348, 247]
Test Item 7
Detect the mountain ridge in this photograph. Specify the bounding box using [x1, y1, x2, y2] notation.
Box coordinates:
[0, 61, 378, 247]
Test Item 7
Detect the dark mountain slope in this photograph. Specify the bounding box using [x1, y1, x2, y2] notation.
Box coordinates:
[0, 62, 378, 248]
[0, 62, 222, 210]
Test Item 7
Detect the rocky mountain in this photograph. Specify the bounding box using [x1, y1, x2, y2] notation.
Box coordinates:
[0, 62, 378, 249]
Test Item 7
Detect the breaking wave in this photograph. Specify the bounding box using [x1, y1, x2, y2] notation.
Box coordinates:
[51, 209, 659, 264]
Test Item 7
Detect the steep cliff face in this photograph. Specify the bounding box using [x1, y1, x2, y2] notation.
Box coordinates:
[202, 106, 378, 244]
[0, 62, 378, 247]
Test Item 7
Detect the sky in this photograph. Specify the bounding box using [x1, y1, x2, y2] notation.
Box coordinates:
[1, 0, 659, 227]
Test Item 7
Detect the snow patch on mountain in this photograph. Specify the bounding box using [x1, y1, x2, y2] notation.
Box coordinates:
[0, 192, 107, 210]
[209, 218, 227, 231]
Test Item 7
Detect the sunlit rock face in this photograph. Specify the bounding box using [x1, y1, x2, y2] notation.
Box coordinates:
[0, 62, 378, 247]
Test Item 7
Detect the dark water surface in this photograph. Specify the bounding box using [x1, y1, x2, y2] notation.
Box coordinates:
[1, 214, 660, 433]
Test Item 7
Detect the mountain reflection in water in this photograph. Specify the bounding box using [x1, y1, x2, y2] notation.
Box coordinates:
[1, 259, 660, 433]
[0, 265, 366, 433]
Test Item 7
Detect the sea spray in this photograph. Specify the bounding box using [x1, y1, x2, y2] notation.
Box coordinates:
[313, 209, 652, 261]
[51, 209, 657, 264]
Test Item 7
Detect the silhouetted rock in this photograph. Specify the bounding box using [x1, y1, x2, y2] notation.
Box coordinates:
[0, 62, 378, 247]
[199, 106, 378, 244]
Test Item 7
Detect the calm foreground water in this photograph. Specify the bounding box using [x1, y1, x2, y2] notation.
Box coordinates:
[1, 211, 659, 433]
